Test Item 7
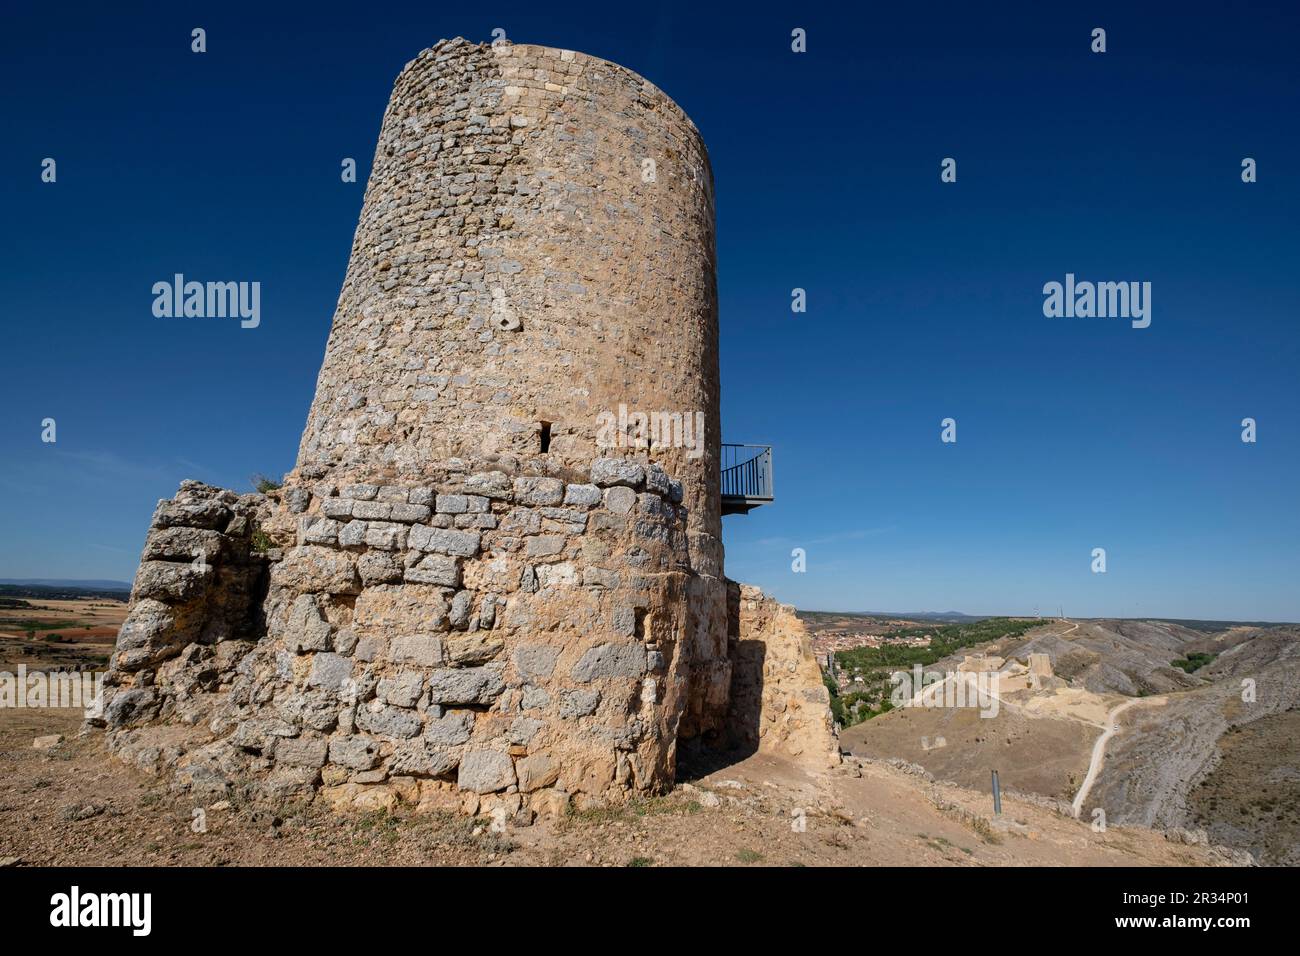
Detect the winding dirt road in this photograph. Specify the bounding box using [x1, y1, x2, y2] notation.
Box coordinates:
[1071, 695, 1162, 818]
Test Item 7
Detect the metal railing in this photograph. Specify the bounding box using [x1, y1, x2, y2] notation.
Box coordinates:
[720, 444, 773, 502]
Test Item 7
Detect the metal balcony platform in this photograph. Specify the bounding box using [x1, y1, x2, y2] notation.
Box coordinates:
[721, 443, 773, 515]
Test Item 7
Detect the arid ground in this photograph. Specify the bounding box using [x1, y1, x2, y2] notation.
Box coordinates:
[0, 601, 1251, 867]
[0, 707, 1231, 868]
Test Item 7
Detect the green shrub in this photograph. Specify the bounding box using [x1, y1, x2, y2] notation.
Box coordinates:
[1171, 652, 1217, 673]
[251, 473, 282, 493]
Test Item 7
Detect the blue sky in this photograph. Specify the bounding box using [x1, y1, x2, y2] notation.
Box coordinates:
[2, 2, 1296, 620]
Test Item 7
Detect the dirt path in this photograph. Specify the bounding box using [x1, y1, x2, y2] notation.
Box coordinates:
[1071, 695, 1163, 818]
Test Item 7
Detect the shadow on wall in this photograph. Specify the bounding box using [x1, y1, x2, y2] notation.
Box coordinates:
[678, 580, 838, 782]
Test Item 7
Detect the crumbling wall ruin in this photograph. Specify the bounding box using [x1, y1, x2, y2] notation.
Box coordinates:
[726, 583, 839, 766]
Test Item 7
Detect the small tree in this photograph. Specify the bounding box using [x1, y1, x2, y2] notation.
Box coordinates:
[251, 472, 282, 493]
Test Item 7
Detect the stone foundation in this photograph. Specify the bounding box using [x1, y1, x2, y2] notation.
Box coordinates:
[97, 453, 718, 814]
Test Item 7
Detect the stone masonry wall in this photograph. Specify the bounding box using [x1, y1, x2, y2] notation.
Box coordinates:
[295, 37, 719, 537]
[290, 36, 730, 746]
[98, 481, 271, 731]
[726, 582, 839, 766]
[101, 455, 701, 819]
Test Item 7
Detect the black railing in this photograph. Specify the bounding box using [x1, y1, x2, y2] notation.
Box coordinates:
[720, 444, 773, 502]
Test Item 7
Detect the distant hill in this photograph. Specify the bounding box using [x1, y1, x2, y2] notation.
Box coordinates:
[799, 609, 1296, 628]
[0, 578, 131, 591]
[0, 581, 131, 601]
[799, 609, 985, 623]
[1144, 616, 1298, 630]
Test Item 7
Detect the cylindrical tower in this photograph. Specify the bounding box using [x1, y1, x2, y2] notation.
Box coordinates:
[254, 38, 729, 808]
[98, 39, 827, 816]
[295, 37, 721, 555]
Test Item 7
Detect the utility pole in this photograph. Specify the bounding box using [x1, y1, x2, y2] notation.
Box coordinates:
[991, 770, 1002, 815]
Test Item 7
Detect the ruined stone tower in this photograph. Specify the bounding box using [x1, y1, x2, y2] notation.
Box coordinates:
[98, 38, 833, 818]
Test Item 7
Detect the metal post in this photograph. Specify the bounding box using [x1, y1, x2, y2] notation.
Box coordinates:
[991, 770, 1002, 815]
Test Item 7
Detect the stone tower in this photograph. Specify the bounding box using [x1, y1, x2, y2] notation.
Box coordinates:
[97, 39, 832, 818]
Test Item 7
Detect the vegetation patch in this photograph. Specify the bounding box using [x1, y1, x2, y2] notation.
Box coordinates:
[1171, 652, 1217, 673]
[829, 617, 1045, 727]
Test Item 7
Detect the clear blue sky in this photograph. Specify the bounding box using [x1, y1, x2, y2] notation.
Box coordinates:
[2, 2, 1296, 620]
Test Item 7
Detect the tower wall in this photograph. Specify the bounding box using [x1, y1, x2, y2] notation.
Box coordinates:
[295, 39, 721, 555]
[99, 39, 737, 815]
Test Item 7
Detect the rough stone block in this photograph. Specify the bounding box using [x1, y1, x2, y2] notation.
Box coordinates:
[328, 735, 379, 770]
[353, 500, 394, 521]
[535, 562, 578, 587]
[457, 749, 516, 794]
[389, 634, 444, 667]
[563, 483, 602, 507]
[611, 606, 637, 636]
[378, 671, 425, 708]
[364, 522, 406, 550]
[284, 595, 333, 653]
[409, 526, 480, 557]
[508, 715, 543, 746]
[389, 502, 432, 522]
[321, 498, 354, 519]
[521, 685, 550, 710]
[424, 710, 475, 747]
[404, 554, 461, 586]
[132, 561, 211, 603]
[590, 458, 645, 488]
[337, 519, 367, 547]
[525, 535, 566, 558]
[141, 527, 223, 563]
[300, 515, 340, 546]
[390, 741, 460, 777]
[356, 702, 422, 739]
[645, 463, 672, 496]
[307, 652, 352, 691]
[571, 643, 647, 682]
[603, 486, 636, 515]
[272, 547, 360, 595]
[426, 664, 505, 705]
[513, 644, 560, 680]
[516, 752, 559, 792]
[435, 494, 469, 513]
[284, 486, 312, 514]
[582, 567, 620, 589]
[464, 471, 513, 499]
[357, 550, 403, 585]
[559, 688, 601, 718]
[513, 476, 564, 505]
[152, 497, 233, 531]
[275, 736, 329, 769]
